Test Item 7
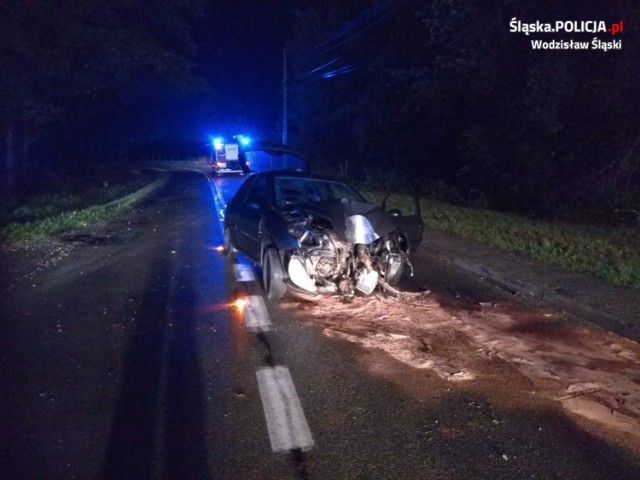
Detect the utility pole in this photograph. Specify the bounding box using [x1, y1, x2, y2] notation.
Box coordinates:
[282, 46, 288, 145]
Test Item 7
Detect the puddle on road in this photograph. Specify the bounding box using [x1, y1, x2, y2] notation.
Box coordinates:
[280, 293, 640, 447]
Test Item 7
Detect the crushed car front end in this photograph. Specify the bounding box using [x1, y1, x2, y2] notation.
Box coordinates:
[274, 198, 415, 300]
[224, 169, 423, 301]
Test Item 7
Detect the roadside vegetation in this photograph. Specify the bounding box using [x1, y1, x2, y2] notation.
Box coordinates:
[2, 171, 637, 289]
[291, 3, 639, 231]
[363, 190, 640, 290]
[0, 170, 167, 245]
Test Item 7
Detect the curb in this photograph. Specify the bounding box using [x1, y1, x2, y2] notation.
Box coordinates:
[421, 228, 640, 344]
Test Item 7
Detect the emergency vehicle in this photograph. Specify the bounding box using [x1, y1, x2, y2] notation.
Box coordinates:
[211, 135, 250, 175]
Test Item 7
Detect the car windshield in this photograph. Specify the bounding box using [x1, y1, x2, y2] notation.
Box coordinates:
[274, 176, 365, 206]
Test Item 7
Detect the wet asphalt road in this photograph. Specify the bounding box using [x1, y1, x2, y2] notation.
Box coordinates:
[1, 171, 639, 479]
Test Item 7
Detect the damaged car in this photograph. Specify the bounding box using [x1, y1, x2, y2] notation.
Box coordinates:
[223, 170, 424, 300]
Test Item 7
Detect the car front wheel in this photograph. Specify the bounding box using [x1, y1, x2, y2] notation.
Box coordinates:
[262, 248, 287, 300]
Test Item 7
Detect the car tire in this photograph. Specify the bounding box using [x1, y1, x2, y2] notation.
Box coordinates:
[262, 248, 287, 300]
[223, 227, 235, 257]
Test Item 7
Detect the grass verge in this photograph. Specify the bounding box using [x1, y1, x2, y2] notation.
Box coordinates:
[363, 190, 640, 289]
[1, 173, 169, 245]
[3, 176, 638, 289]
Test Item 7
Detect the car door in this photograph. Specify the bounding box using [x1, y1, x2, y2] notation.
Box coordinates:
[233, 175, 270, 261]
[381, 191, 425, 250]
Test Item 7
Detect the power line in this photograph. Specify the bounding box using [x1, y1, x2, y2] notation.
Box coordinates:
[320, 65, 357, 79]
[307, 57, 342, 75]
[315, 0, 397, 54]
[303, 0, 401, 79]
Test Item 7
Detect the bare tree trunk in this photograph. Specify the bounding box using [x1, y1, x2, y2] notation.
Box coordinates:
[19, 119, 40, 199]
[338, 160, 349, 178]
[1, 121, 17, 202]
[22, 119, 32, 173]
[620, 131, 640, 193]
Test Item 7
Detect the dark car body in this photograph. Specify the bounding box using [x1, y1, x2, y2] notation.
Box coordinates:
[223, 170, 424, 300]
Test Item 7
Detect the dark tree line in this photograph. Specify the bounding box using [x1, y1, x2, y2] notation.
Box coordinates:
[3, 0, 637, 225]
[0, 0, 206, 201]
[288, 0, 640, 224]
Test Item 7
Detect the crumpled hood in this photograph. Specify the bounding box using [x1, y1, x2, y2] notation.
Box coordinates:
[280, 198, 398, 243]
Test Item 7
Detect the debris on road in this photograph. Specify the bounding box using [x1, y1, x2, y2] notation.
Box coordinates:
[282, 292, 640, 448]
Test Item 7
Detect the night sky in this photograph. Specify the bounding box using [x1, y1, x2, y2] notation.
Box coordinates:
[193, 1, 292, 140]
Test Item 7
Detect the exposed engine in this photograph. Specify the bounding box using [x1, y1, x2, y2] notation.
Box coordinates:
[283, 208, 412, 299]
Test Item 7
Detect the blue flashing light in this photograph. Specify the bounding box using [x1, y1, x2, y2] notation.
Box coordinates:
[235, 134, 251, 146]
[213, 137, 224, 150]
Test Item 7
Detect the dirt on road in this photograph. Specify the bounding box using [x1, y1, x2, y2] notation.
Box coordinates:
[281, 291, 640, 453]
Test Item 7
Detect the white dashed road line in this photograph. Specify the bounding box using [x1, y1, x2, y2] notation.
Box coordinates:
[233, 263, 256, 282]
[208, 177, 227, 231]
[209, 175, 314, 454]
[243, 295, 272, 332]
[256, 366, 315, 453]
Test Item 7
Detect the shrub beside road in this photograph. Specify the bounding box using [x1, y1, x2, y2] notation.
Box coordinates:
[364, 190, 640, 289]
[1, 171, 168, 245]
